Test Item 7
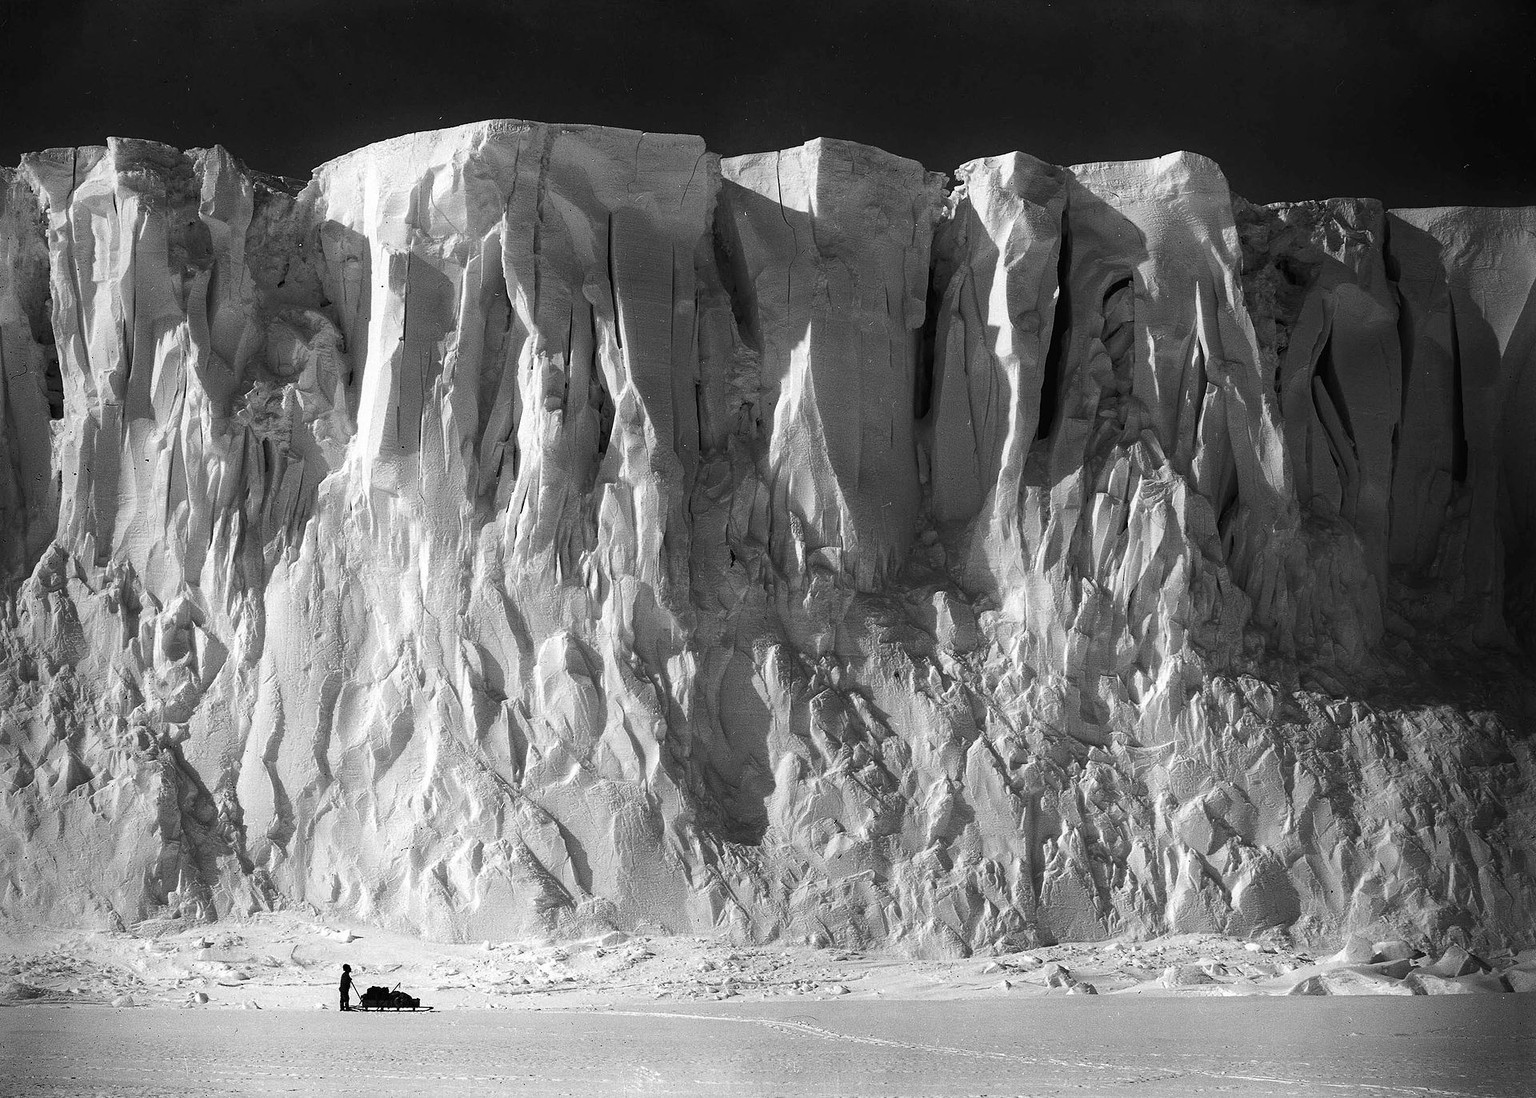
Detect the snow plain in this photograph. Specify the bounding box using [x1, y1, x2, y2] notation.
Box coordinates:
[4, 996, 1531, 1096]
[2, 913, 1532, 1095]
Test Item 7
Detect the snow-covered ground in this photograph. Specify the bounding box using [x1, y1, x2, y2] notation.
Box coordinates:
[2, 912, 1532, 1094]
[4, 996, 1532, 1096]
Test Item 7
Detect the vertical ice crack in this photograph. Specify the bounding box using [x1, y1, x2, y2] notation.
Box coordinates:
[396, 252, 411, 447]
[606, 212, 624, 352]
[775, 151, 794, 309]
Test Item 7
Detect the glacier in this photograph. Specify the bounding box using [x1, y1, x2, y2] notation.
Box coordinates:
[0, 121, 1532, 956]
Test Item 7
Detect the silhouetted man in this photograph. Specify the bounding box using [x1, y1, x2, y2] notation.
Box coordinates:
[339, 964, 354, 1011]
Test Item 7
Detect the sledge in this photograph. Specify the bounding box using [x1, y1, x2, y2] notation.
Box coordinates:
[353, 983, 434, 1012]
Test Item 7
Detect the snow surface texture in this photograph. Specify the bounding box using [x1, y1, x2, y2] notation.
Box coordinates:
[0, 122, 1532, 955]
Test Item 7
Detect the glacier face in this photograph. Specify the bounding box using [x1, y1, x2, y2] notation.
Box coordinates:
[0, 121, 1532, 954]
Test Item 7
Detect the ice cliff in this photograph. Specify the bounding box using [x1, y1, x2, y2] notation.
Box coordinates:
[1, 121, 1533, 955]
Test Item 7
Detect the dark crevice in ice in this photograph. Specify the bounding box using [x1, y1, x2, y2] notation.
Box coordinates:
[1448, 296, 1469, 484]
[1313, 331, 1355, 446]
[914, 256, 942, 421]
[1037, 209, 1073, 441]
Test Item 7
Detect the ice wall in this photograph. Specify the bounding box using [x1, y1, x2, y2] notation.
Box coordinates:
[1, 122, 1532, 955]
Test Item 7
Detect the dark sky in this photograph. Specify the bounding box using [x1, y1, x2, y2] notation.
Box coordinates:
[3, 0, 1533, 207]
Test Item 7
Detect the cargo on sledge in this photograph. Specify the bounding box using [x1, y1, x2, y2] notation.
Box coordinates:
[353, 984, 432, 1012]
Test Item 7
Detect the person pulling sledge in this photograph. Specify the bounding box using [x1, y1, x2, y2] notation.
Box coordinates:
[339, 964, 354, 1011]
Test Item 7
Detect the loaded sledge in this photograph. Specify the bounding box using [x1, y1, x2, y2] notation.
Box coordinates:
[353, 983, 433, 1012]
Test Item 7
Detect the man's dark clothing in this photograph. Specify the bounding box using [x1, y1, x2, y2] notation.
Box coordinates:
[339, 970, 353, 1011]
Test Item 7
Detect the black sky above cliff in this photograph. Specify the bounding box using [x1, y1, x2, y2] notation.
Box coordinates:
[2, 0, 1533, 207]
